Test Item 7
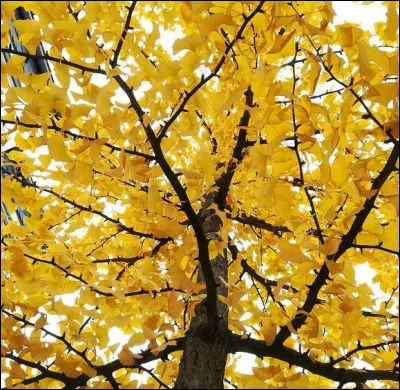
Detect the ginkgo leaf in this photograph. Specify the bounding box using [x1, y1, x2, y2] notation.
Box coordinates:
[9, 246, 27, 278]
[1, 2, 398, 388]
[48, 133, 72, 162]
[260, 318, 276, 346]
[252, 366, 275, 381]
[278, 241, 309, 263]
[384, 1, 398, 41]
[325, 259, 344, 275]
[72, 159, 93, 185]
[118, 346, 136, 366]
[267, 31, 295, 54]
[10, 362, 25, 380]
[319, 237, 341, 255]
[151, 340, 178, 356]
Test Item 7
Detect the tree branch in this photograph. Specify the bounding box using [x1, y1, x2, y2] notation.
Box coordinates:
[4, 170, 155, 239]
[288, 41, 325, 245]
[228, 212, 291, 236]
[157, 1, 265, 141]
[110, 1, 137, 68]
[1, 47, 106, 75]
[112, 75, 219, 328]
[331, 339, 398, 366]
[195, 110, 218, 155]
[230, 334, 399, 383]
[16, 250, 184, 298]
[95, 338, 184, 375]
[4, 373, 47, 388]
[1, 352, 88, 388]
[215, 86, 254, 211]
[2, 309, 93, 369]
[290, 2, 395, 142]
[137, 365, 171, 389]
[274, 144, 399, 345]
[1, 119, 155, 160]
[352, 243, 398, 256]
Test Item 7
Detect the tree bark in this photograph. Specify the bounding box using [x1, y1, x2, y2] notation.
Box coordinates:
[174, 194, 229, 389]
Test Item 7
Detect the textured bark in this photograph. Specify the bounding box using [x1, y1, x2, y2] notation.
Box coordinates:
[173, 310, 229, 389]
[174, 193, 229, 389]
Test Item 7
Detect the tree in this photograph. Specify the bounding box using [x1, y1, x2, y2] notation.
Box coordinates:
[1, 1, 399, 388]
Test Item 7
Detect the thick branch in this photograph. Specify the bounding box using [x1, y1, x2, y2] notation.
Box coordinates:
[228, 212, 291, 236]
[274, 144, 399, 345]
[215, 86, 254, 211]
[95, 338, 184, 375]
[112, 74, 219, 327]
[1, 352, 87, 388]
[231, 334, 399, 383]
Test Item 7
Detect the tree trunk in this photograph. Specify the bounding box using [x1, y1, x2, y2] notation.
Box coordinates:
[174, 255, 229, 389]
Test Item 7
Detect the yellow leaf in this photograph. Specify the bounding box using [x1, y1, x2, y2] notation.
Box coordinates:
[325, 259, 344, 275]
[173, 34, 203, 54]
[48, 133, 72, 162]
[118, 346, 135, 366]
[339, 296, 357, 313]
[159, 323, 175, 333]
[267, 30, 295, 54]
[307, 63, 321, 96]
[260, 318, 276, 346]
[198, 14, 233, 37]
[81, 364, 98, 378]
[341, 309, 362, 345]
[30, 341, 54, 361]
[384, 115, 399, 139]
[181, 169, 203, 180]
[151, 340, 177, 356]
[15, 278, 42, 294]
[385, 1, 398, 41]
[89, 138, 107, 163]
[10, 361, 26, 380]
[9, 246, 28, 278]
[331, 155, 351, 188]
[73, 160, 93, 185]
[336, 24, 363, 48]
[357, 283, 372, 308]
[230, 319, 247, 337]
[319, 237, 341, 256]
[278, 241, 309, 263]
[252, 366, 275, 381]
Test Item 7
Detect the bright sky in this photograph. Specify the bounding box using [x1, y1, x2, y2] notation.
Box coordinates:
[334, 1, 386, 30]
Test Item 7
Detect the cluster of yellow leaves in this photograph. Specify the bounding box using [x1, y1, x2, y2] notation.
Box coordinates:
[1, 0, 399, 388]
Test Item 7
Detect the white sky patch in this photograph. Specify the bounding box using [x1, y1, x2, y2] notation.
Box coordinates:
[333, 1, 386, 32]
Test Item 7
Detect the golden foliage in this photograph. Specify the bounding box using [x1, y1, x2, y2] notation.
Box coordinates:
[1, 1, 399, 388]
